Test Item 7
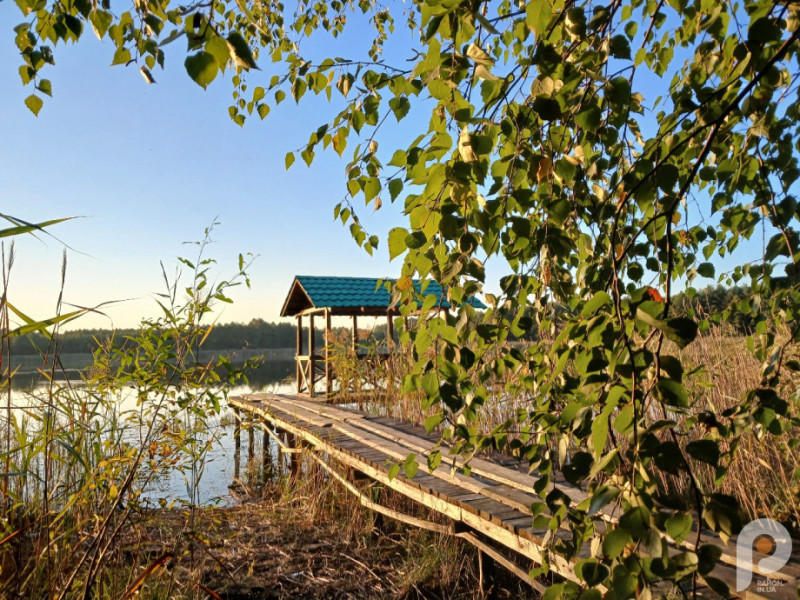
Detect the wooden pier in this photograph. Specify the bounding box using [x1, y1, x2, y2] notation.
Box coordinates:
[229, 393, 800, 599]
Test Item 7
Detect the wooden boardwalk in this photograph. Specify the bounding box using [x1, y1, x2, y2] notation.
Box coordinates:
[229, 393, 800, 599]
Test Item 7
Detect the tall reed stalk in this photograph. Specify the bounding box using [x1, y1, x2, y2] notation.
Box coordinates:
[0, 225, 257, 599]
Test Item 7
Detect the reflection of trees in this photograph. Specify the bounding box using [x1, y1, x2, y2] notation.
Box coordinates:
[10, 319, 301, 355]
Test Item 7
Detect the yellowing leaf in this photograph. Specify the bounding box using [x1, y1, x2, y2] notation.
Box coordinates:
[458, 126, 477, 162]
[397, 276, 413, 291]
[474, 64, 500, 81]
[466, 42, 493, 66]
[537, 156, 552, 182]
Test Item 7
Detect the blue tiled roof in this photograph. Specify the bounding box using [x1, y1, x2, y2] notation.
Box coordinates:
[282, 276, 485, 315]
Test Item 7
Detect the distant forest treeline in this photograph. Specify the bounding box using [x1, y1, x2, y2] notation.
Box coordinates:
[8, 285, 758, 356]
[9, 319, 300, 356]
[8, 318, 398, 356]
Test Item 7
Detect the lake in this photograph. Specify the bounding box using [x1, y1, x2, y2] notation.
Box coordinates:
[6, 354, 297, 506]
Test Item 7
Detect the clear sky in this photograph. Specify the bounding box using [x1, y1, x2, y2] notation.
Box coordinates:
[0, 3, 428, 330]
[1, 3, 759, 333]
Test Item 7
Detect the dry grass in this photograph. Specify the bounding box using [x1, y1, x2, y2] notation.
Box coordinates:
[676, 331, 800, 526]
[111, 448, 535, 600]
[326, 325, 800, 530]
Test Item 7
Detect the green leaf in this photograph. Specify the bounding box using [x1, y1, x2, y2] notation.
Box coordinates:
[697, 262, 715, 278]
[24, 94, 43, 116]
[405, 231, 426, 249]
[403, 453, 418, 478]
[656, 163, 680, 191]
[111, 47, 131, 66]
[609, 34, 631, 59]
[575, 106, 602, 131]
[656, 379, 689, 408]
[602, 528, 631, 559]
[581, 291, 610, 317]
[285, 152, 295, 169]
[37, 79, 52, 96]
[686, 439, 720, 466]
[388, 178, 403, 201]
[533, 96, 561, 121]
[614, 405, 634, 434]
[666, 512, 693, 544]
[184, 52, 218, 89]
[205, 35, 231, 72]
[427, 449, 442, 470]
[226, 32, 257, 70]
[697, 544, 723, 575]
[654, 441, 686, 474]
[589, 485, 619, 515]
[424, 412, 443, 433]
[388, 227, 408, 260]
[636, 308, 698, 348]
[389, 96, 410, 121]
[526, 0, 552, 36]
[576, 558, 609, 586]
[388, 463, 400, 480]
[90, 10, 112, 39]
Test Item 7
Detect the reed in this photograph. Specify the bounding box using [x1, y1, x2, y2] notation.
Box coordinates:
[0, 229, 257, 599]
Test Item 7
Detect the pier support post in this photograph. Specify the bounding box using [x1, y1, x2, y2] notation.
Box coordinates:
[286, 432, 300, 480]
[233, 407, 241, 481]
[248, 419, 255, 470]
[478, 548, 496, 598]
[262, 428, 272, 482]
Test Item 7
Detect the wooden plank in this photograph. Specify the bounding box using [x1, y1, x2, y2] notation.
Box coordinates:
[266, 397, 542, 516]
[231, 395, 800, 598]
[228, 396, 580, 584]
[283, 395, 586, 507]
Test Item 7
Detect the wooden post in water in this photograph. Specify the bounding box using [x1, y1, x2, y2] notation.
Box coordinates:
[287, 432, 300, 480]
[233, 407, 241, 481]
[262, 427, 271, 482]
[309, 314, 316, 398]
[247, 419, 255, 467]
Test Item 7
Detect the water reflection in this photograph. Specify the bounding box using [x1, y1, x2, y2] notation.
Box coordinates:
[4, 356, 297, 506]
[8, 355, 296, 391]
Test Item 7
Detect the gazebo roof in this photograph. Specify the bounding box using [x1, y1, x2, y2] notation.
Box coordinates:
[280, 275, 485, 317]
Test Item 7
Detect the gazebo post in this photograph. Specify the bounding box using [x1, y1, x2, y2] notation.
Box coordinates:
[325, 308, 332, 397]
[352, 315, 358, 355]
[296, 315, 303, 394]
[386, 313, 394, 348]
[309, 314, 316, 398]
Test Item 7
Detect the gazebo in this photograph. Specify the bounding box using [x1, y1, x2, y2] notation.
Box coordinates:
[279, 276, 484, 397]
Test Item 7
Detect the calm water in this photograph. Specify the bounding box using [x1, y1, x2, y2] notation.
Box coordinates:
[6, 356, 296, 506]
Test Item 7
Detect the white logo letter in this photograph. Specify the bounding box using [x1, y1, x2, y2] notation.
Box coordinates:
[736, 518, 792, 591]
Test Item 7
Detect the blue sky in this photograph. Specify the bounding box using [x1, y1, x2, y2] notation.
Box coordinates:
[1, 3, 763, 332]
[0, 3, 425, 329]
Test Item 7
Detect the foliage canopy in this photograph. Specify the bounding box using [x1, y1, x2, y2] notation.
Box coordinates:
[10, 0, 800, 594]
